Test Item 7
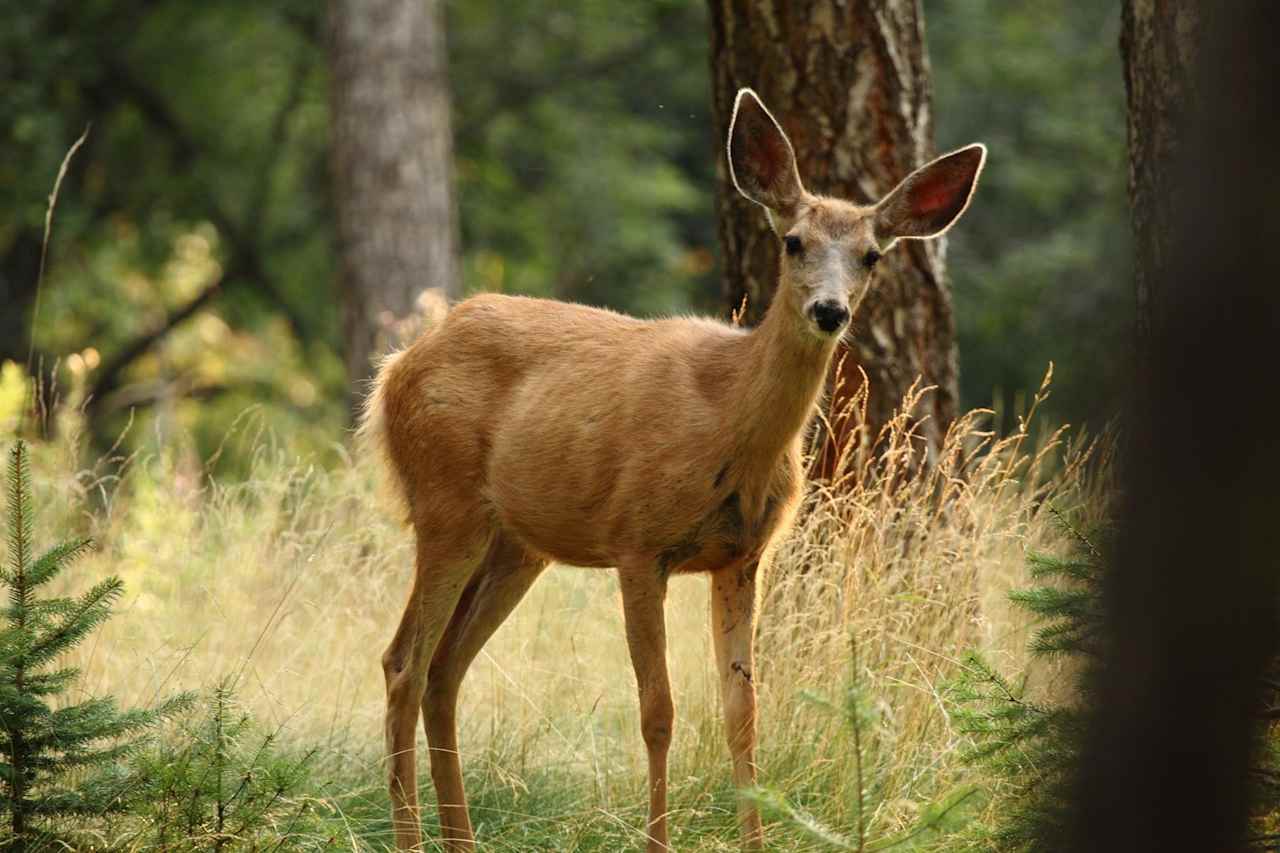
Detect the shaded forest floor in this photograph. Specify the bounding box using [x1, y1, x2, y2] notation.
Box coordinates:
[28, 385, 1109, 850]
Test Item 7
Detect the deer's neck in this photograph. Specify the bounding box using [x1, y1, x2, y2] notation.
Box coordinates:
[730, 293, 836, 470]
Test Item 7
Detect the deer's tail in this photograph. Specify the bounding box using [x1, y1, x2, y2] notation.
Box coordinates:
[356, 347, 412, 523]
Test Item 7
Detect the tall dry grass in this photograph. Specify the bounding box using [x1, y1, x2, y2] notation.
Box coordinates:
[23, 373, 1110, 849]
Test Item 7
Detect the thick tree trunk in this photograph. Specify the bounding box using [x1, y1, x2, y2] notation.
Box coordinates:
[1120, 0, 1201, 343]
[329, 0, 460, 419]
[708, 0, 956, 470]
[1072, 5, 1280, 850]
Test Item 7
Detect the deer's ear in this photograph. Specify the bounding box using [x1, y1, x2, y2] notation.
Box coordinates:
[728, 89, 805, 218]
[874, 144, 986, 244]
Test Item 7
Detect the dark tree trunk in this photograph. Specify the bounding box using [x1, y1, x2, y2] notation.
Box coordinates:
[1070, 4, 1280, 851]
[329, 0, 460, 419]
[0, 234, 40, 370]
[1120, 0, 1201, 343]
[707, 0, 957, 470]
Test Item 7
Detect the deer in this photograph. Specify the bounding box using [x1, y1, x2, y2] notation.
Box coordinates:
[359, 88, 985, 852]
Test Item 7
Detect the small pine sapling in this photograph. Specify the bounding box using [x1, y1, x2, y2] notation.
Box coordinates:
[750, 638, 978, 851]
[1, 441, 193, 848]
[947, 516, 1109, 851]
[127, 681, 324, 848]
[950, 513, 1280, 851]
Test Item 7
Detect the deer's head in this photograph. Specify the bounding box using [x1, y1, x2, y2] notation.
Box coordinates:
[727, 88, 986, 341]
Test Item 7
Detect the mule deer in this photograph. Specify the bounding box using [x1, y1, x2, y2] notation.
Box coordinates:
[361, 89, 985, 851]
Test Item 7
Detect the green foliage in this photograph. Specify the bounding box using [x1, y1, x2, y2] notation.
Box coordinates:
[3, 0, 340, 471]
[1, 0, 715, 471]
[1009, 547, 1106, 660]
[123, 682, 330, 849]
[450, 2, 715, 316]
[0, 441, 193, 848]
[946, 519, 1107, 851]
[948, 656, 1081, 851]
[950, 515, 1280, 850]
[928, 0, 1132, 429]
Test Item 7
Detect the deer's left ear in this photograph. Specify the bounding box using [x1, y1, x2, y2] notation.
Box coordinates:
[874, 144, 986, 245]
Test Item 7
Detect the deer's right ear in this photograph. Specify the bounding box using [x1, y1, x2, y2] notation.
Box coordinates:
[728, 88, 804, 219]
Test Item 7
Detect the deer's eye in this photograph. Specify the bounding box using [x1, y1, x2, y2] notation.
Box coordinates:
[863, 249, 882, 269]
[784, 235, 803, 257]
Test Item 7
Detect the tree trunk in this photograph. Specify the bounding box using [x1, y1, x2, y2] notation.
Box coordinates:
[329, 0, 460, 419]
[1071, 5, 1280, 850]
[707, 0, 956, 471]
[1120, 0, 1201, 343]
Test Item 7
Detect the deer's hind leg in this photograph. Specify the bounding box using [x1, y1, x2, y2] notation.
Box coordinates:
[421, 533, 547, 850]
[384, 517, 493, 852]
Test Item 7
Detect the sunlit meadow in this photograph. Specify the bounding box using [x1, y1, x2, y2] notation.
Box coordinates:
[12, 372, 1110, 850]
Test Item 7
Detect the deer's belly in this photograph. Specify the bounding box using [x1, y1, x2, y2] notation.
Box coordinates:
[494, 486, 785, 574]
[655, 490, 784, 576]
[493, 503, 617, 568]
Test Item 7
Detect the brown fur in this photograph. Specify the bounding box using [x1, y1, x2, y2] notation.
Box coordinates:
[366, 291, 820, 851]
[362, 88, 984, 852]
[374, 294, 817, 569]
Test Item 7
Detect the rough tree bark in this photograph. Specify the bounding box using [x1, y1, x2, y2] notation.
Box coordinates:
[708, 0, 957, 470]
[329, 0, 460, 419]
[1120, 0, 1201, 343]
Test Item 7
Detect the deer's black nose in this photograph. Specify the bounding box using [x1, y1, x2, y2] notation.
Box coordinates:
[810, 301, 849, 333]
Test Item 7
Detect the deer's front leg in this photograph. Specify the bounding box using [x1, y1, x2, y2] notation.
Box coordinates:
[711, 561, 763, 849]
[619, 568, 673, 852]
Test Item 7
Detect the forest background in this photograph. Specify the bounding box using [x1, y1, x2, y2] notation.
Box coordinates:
[0, 0, 1129, 464]
[0, 1, 1182, 850]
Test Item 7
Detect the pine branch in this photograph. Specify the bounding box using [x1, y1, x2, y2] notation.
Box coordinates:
[26, 578, 123, 667]
[5, 443, 33, 599]
[26, 539, 92, 590]
[947, 515, 1109, 850]
[3, 668, 77, 698]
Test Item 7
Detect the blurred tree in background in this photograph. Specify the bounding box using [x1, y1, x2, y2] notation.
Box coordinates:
[330, 0, 461, 419]
[1119, 0, 1198, 347]
[1073, 4, 1280, 848]
[0, 0, 1130, 473]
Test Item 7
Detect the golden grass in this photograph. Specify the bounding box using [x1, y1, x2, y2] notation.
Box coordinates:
[26, 373, 1110, 849]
